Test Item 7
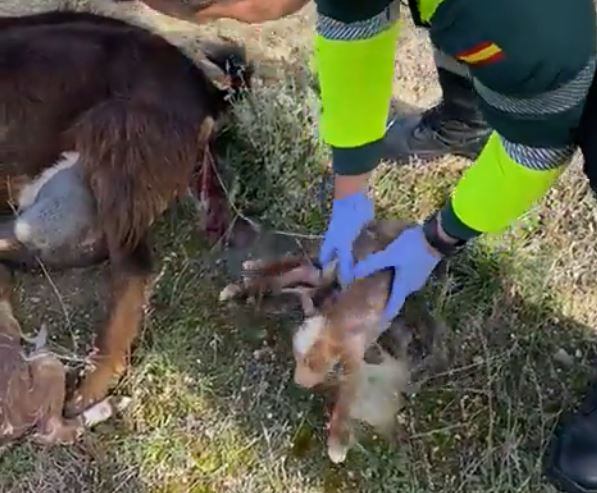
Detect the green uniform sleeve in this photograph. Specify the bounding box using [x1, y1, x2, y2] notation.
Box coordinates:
[440, 132, 570, 240]
[313, 0, 400, 175]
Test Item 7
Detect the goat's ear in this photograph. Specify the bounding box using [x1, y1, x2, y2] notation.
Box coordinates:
[197, 58, 230, 91]
[197, 116, 215, 144]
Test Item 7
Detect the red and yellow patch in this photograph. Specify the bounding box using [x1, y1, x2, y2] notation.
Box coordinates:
[456, 41, 505, 66]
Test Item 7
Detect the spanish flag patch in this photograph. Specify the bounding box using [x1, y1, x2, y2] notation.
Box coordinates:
[456, 41, 505, 66]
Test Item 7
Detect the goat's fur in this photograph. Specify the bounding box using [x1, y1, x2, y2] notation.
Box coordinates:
[0, 264, 131, 450]
[220, 219, 448, 463]
[0, 0, 240, 85]
[0, 11, 250, 416]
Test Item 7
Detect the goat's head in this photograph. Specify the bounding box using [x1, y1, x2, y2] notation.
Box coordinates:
[292, 314, 368, 389]
[292, 315, 337, 388]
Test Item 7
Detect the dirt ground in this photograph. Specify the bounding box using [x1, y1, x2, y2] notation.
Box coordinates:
[2, 3, 597, 493]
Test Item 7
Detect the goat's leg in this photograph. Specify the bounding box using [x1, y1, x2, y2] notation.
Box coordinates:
[31, 352, 132, 443]
[30, 354, 84, 445]
[326, 356, 361, 464]
[65, 241, 151, 417]
[221, 258, 331, 304]
[0, 260, 80, 445]
[0, 263, 20, 339]
[29, 352, 132, 443]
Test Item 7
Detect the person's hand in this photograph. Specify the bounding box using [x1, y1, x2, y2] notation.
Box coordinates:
[319, 191, 374, 286]
[353, 225, 441, 322]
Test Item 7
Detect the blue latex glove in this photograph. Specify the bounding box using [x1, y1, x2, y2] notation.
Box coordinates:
[319, 191, 374, 286]
[353, 225, 441, 322]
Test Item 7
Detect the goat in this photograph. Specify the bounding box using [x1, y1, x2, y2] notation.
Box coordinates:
[0, 263, 131, 450]
[0, 11, 251, 417]
[219, 219, 448, 463]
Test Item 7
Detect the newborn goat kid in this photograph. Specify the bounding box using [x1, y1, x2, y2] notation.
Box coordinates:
[220, 219, 445, 463]
[0, 264, 130, 449]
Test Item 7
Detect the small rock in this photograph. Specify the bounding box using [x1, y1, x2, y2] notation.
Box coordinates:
[554, 348, 574, 368]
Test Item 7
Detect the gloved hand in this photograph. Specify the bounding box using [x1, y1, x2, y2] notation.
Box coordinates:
[319, 191, 374, 286]
[353, 225, 441, 322]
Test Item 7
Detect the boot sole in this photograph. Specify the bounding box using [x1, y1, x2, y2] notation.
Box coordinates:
[545, 462, 597, 493]
[544, 385, 597, 493]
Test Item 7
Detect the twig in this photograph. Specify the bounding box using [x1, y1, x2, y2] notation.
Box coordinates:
[410, 422, 465, 440]
[33, 257, 80, 355]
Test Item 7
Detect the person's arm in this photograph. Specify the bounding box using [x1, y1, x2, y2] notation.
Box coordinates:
[314, 1, 400, 284]
[313, 0, 400, 198]
[195, 0, 309, 23]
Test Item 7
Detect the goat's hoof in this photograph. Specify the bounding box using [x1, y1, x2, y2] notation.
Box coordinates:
[327, 437, 349, 464]
[64, 369, 115, 418]
[82, 396, 132, 428]
[65, 391, 99, 418]
[219, 283, 243, 302]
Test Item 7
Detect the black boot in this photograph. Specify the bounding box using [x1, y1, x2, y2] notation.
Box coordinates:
[545, 382, 597, 493]
[382, 68, 491, 163]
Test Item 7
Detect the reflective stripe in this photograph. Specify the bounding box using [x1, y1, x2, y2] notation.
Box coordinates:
[316, 1, 399, 41]
[473, 57, 596, 117]
[433, 48, 471, 80]
[500, 136, 576, 171]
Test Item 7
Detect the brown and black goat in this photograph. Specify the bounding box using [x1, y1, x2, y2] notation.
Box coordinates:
[0, 11, 251, 417]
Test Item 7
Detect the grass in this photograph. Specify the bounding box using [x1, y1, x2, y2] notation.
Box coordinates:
[3, 10, 597, 493]
[216, 62, 331, 234]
